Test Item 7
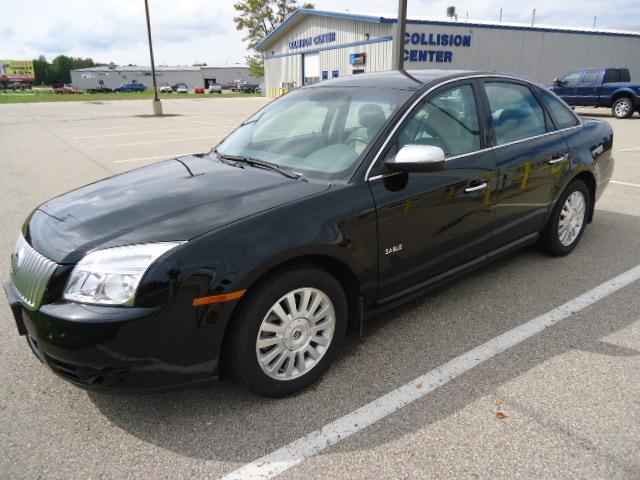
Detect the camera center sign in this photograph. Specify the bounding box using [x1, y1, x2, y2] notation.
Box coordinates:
[0, 60, 35, 81]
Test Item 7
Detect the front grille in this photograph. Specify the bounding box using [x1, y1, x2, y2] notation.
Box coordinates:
[9, 234, 58, 310]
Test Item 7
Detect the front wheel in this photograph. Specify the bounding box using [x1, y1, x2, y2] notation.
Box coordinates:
[612, 97, 634, 119]
[540, 179, 590, 256]
[229, 266, 347, 397]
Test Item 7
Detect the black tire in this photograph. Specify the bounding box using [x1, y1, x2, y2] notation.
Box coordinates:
[540, 179, 591, 257]
[611, 97, 634, 119]
[229, 265, 347, 397]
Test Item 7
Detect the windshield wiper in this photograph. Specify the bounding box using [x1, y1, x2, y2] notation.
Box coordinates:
[214, 151, 301, 180]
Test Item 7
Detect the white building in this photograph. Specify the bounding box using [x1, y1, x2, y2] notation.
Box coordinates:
[70, 65, 261, 91]
[258, 8, 640, 98]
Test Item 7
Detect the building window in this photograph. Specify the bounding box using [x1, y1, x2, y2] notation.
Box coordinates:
[322, 71, 328, 80]
[332, 70, 339, 78]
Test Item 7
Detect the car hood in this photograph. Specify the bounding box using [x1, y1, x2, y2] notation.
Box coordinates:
[27, 154, 328, 264]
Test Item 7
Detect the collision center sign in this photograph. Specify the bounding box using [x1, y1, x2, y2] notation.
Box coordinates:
[0, 60, 35, 81]
[289, 32, 336, 50]
[404, 32, 472, 63]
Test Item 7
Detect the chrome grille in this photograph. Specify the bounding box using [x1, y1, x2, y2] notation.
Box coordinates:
[9, 234, 58, 310]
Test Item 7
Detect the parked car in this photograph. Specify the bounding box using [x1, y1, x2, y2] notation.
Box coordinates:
[159, 84, 173, 94]
[194, 87, 205, 94]
[114, 83, 146, 92]
[172, 83, 188, 93]
[549, 67, 640, 118]
[240, 83, 260, 93]
[4, 70, 614, 397]
[54, 85, 84, 94]
[1, 82, 32, 91]
[207, 83, 223, 94]
[86, 86, 113, 94]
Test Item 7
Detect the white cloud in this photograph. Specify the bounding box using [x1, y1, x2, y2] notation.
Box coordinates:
[1, 0, 638, 65]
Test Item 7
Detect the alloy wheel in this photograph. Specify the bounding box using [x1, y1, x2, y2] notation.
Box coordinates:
[256, 287, 336, 381]
[558, 191, 586, 246]
[614, 100, 631, 117]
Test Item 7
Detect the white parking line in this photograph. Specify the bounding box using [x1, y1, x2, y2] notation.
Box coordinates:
[222, 263, 640, 480]
[90, 135, 223, 149]
[611, 180, 640, 188]
[73, 127, 213, 139]
[618, 146, 640, 153]
[113, 152, 198, 164]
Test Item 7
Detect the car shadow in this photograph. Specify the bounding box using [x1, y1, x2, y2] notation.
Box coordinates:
[88, 209, 640, 463]
[577, 111, 640, 120]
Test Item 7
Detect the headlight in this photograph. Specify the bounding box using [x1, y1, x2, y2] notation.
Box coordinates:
[63, 242, 183, 306]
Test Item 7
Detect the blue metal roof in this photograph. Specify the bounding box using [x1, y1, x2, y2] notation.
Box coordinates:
[256, 9, 392, 51]
[256, 8, 640, 51]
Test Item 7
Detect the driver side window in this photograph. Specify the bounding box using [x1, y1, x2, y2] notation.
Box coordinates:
[562, 71, 582, 85]
[396, 84, 481, 158]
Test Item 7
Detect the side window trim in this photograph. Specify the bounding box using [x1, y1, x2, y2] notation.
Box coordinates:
[362, 74, 584, 182]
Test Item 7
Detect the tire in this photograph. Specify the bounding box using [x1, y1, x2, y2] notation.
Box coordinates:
[229, 265, 347, 397]
[612, 97, 634, 119]
[540, 179, 591, 256]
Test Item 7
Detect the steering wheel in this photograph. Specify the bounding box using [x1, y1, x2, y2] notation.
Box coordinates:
[346, 133, 370, 149]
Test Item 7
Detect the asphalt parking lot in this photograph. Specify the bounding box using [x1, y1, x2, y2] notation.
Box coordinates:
[1, 98, 639, 480]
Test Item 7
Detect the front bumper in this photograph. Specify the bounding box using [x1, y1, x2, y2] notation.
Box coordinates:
[4, 281, 230, 392]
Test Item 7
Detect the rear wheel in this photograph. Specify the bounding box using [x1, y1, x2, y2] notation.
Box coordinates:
[540, 179, 590, 256]
[612, 97, 634, 119]
[229, 265, 347, 397]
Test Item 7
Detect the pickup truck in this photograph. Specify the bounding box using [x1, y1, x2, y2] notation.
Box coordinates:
[114, 83, 147, 93]
[549, 67, 640, 118]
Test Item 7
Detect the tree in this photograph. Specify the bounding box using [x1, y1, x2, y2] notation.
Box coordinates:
[233, 0, 313, 77]
[49, 55, 75, 84]
[32, 55, 103, 85]
[33, 56, 48, 85]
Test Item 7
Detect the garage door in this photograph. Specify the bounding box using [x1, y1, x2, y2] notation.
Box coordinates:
[303, 53, 320, 85]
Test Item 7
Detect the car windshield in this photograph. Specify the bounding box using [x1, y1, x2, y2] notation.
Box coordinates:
[214, 86, 412, 181]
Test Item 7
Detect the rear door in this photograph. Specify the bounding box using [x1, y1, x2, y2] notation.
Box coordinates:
[574, 69, 602, 106]
[556, 71, 582, 104]
[479, 79, 571, 249]
[368, 80, 498, 301]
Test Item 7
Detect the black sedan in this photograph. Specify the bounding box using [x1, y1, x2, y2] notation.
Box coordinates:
[4, 70, 614, 397]
[86, 86, 114, 94]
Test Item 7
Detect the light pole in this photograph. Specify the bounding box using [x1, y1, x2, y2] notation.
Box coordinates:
[393, 0, 408, 71]
[144, 0, 162, 115]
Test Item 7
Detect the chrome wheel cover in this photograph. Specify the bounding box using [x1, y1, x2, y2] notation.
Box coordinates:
[558, 191, 586, 247]
[256, 287, 336, 381]
[614, 100, 630, 117]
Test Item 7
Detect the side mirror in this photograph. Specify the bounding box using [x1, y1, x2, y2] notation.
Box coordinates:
[385, 145, 446, 172]
[553, 78, 564, 86]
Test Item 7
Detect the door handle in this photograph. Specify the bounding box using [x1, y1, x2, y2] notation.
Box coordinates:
[464, 182, 488, 193]
[548, 153, 568, 165]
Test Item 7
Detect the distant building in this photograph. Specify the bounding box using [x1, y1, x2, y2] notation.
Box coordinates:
[257, 8, 640, 98]
[70, 65, 262, 90]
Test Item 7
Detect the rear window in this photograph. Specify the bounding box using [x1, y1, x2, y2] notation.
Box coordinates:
[539, 88, 580, 129]
[603, 68, 630, 83]
[484, 82, 547, 145]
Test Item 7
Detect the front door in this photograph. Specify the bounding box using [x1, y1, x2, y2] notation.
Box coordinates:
[368, 81, 497, 302]
[480, 79, 571, 248]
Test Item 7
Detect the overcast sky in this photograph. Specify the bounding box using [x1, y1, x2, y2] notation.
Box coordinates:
[2, 0, 639, 66]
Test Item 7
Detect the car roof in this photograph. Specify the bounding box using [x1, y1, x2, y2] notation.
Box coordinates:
[306, 69, 534, 91]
